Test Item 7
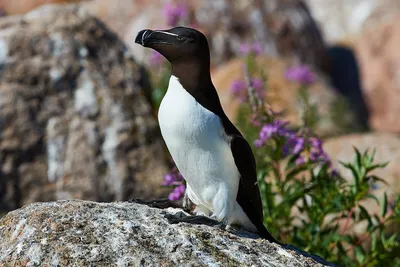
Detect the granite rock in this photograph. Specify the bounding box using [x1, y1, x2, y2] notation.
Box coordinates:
[0, 4, 169, 212]
[0, 200, 335, 266]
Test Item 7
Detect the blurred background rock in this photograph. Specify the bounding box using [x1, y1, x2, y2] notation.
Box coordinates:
[0, 0, 399, 217]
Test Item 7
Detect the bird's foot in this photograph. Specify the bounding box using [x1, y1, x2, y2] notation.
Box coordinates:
[224, 224, 266, 239]
[128, 198, 181, 210]
[182, 191, 195, 212]
[164, 213, 223, 228]
[224, 224, 238, 234]
[223, 224, 249, 236]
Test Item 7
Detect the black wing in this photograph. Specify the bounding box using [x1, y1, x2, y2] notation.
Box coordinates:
[184, 82, 279, 243]
[229, 132, 279, 243]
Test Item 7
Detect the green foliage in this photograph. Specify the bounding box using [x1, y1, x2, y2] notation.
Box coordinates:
[242, 118, 399, 265]
[236, 64, 400, 266]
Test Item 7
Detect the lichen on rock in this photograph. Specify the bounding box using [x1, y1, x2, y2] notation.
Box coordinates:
[0, 200, 336, 266]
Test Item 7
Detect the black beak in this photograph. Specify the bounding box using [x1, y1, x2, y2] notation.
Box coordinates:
[135, 29, 177, 47]
[135, 29, 152, 46]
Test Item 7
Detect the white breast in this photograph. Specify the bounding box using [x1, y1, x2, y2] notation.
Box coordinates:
[158, 76, 256, 231]
[158, 76, 238, 212]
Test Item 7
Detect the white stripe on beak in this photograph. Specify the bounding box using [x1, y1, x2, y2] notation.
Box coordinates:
[154, 30, 179, 37]
[141, 30, 148, 46]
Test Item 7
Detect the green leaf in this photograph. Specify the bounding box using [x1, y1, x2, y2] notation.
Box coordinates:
[354, 146, 362, 168]
[286, 165, 308, 181]
[366, 194, 380, 205]
[340, 161, 361, 189]
[359, 205, 370, 218]
[373, 214, 383, 227]
[368, 175, 389, 186]
[367, 162, 389, 172]
[386, 233, 399, 248]
[368, 148, 376, 163]
[371, 232, 377, 251]
[359, 205, 373, 228]
[355, 246, 365, 264]
[381, 192, 388, 217]
[381, 231, 387, 244]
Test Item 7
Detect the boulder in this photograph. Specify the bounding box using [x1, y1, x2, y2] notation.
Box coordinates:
[82, 0, 328, 70]
[0, 200, 335, 266]
[354, 14, 400, 132]
[0, 5, 169, 212]
[287, 1, 400, 133]
[1, 0, 85, 15]
[304, 0, 400, 44]
[82, 0, 156, 53]
[195, 0, 329, 69]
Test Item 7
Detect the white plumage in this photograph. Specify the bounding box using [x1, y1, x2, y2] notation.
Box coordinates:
[158, 75, 256, 231]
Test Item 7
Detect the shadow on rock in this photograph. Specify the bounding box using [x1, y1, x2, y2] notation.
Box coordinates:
[327, 45, 370, 131]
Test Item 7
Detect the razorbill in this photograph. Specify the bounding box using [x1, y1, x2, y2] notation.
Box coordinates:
[135, 27, 279, 243]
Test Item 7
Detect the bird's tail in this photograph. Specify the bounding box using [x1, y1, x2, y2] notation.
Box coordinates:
[258, 225, 283, 245]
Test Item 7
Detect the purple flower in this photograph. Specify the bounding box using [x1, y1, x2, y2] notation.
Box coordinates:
[295, 156, 306, 165]
[231, 80, 246, 94]
[259, 124, 276, 141]
[307, 137, 331, 165]
[176, 184, 186, 194]
[239, 43, 252, 55]
[176, 172, 184, 180]
[285, 65, 316, 85]
[163, 3, 188, 26]
[231, 80, 247, 102]
[282, 144, 291, 157]
[231, 78, 265, 102]
[255, 119, 333, 168]
[283, 135, 305, 157]
[162, 173, 176, 186]
[251, 78, 264, 99]
[251, 78, 263, 90]
[310, 150, 330, 166]
[254, 139, 264, 148]
[310, 137, 323, 150]
[162, 168, 183, 186]
[256, 120, 291, 147]
[163, 165, 185, 201]
[168, 184, 186, 201]
[252, 42, 263, 55]
[321, 153, 331, 165]
[292, 137, 305, 155]
[331, 169, 339, 178]
[310, 150, 321, 162]
[239, 42, 264, 56]
[150, 51, 164, 66]
[168, 192, 179, 201]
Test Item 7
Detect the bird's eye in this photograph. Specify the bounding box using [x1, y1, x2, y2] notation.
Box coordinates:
[176, 36, 186, 41]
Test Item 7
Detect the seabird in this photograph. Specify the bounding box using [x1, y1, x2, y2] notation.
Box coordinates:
[135, 27, 279, 244]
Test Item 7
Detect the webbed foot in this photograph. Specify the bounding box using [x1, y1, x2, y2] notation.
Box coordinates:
[164, 213, 222, 228]
[128, 198, 181, 209]
[182, 192, 195, 213]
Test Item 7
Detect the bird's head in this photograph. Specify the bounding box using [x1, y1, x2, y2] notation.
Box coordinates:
[135, 27, 210, 66]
